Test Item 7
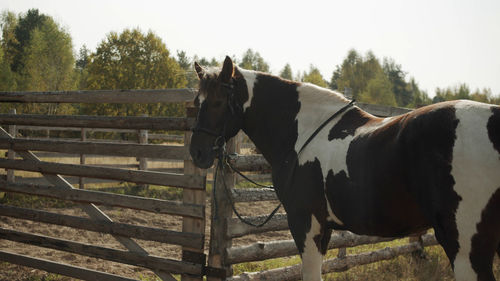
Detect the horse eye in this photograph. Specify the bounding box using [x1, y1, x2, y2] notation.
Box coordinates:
[213, 101, 223, 107]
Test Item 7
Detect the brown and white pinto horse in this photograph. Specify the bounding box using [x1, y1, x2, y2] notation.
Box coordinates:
[190, 56, 500, 281]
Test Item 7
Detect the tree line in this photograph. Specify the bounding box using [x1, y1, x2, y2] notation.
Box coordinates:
[1, 8, 498, 119]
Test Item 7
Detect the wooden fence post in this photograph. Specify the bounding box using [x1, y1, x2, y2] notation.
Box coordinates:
[182, 103, 207, 281]
[79, 128, 87, 189]
[138, 114, 149, 190]
[7, 108, 17, 183]
[207, 135, 237, 280]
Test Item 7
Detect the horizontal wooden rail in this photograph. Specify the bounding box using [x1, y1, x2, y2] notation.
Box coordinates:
[0, 114, 194, 131]
[0, 181, 204, 218]
[16, 125, 137, 133]
[228, 214, 288, 238]
[231, 188, 277, 202]
[15, 176, 124, 186]
[0, 159, 205, 189]
[229, 155, 271, 172]
[0, 88, 197, 103]
[0, 204, 204, 248]
[357, 102, 411, 117]
[229, 234, 438, 281]
[0, 138, 189, 160]
[0, 250, 139, 281]
[226, 231, 398, 264]
[0, 227, 202, 275]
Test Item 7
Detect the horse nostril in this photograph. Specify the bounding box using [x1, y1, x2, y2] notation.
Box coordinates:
[196, 149, 202, 161]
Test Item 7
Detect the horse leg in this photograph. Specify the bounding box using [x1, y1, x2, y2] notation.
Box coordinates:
[289, 213, 329, 281]
[468, 189, 500, 281]
[454, 188, 500, 281]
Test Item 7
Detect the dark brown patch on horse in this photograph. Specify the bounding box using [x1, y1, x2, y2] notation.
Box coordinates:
[487, 106, 500, 154]
[397, 104, 462, 265]
[470, 188, 500, 281]
[328, 107, 373, 140]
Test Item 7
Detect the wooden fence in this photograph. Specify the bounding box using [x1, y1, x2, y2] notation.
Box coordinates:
[0, 89, 219, 281]
[0, 89, 441, 281]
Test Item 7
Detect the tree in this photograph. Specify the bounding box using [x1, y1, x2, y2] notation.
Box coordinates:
[238, 49, 269, 72]
[383, 58, 412, 106]
[0, 11, 18, 68]
[21, 17, 75, 92]
[302, 65, 328, 87]
[0, 10, 75, 114]
[279, 63, 293, 80]
[177, 50, 201, 88]
[84, 28, 187, 117]
[11, 9, 48, 73]
[75, 45, 90, 89]
[0, 44, 16, 91]
[407, 78, 431, 107]
[358, 71, 397, 106]
[332, 49, 376, 99]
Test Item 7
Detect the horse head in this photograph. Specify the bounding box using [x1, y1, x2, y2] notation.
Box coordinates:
[190, 56, 246, 168]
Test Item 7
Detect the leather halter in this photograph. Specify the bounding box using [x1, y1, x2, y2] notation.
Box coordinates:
[191, 80, 242, 148]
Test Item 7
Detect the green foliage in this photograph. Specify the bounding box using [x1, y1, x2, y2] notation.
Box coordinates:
[433, 83, 499, 105]
[358, 70, 397, 106]
[383, 58, 412, 106]
[75, 45, 90, 89]
[0, 44, 16, 91]
[21, 17, 75, 92]
[239, 49, 269, 72]
[10, 9, 48, 73]
[330, 49, 435, 108]
[0, 9, 76, 115]
[83, 28, 187, 117]
[279, 63, 293, 80]
[302, 65, 328, 87]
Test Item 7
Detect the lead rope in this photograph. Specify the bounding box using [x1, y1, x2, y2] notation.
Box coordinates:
[212, 144, 281, 227]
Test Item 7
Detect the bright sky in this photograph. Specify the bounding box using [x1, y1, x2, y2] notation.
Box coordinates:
[3, 0, 500, 96]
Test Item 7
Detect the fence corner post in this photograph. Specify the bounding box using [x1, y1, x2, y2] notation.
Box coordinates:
[182, 102, 207, 281]
[207, 135, 237, 280]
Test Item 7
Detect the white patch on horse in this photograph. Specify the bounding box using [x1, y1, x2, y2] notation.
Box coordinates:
[237, 67, 257, 111]
[295, 83, 351, 225]
[451, 100, 500, 280]
[302, 215, 324, 281]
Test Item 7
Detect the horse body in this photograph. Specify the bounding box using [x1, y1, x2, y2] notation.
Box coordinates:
[190, 57, 500, 281]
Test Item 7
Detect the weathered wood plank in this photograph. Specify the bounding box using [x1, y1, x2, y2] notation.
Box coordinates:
[0, 250, 139, 281]
[0, 204, 203, 248]
[0, 88, 197, 103]
[0, 159, 204, 189]
[0, 138, 189, 159]
[357, 102, 411, 117]
[0, 114, 194, 131]
[231, 188, 278, 202]
[229, 155, 271, 172]
[227, 213, 288, 238]
[0, 227, 202, 275]
[228, 234, 438, 281]
[226, 231, 398, 264]
[0, 181, 204, 218]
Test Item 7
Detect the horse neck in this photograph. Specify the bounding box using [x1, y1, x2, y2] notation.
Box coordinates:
[238, 70, 350, 168]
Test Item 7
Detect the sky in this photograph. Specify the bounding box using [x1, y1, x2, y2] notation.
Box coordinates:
[3, 0, 500, 97]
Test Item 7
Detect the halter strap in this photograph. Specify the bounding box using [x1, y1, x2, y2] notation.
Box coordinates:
[297, 99, 356, 156]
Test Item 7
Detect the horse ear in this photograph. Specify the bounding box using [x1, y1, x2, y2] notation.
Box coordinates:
[218, 56, 234, 83]
[194, 62, 204, 80]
